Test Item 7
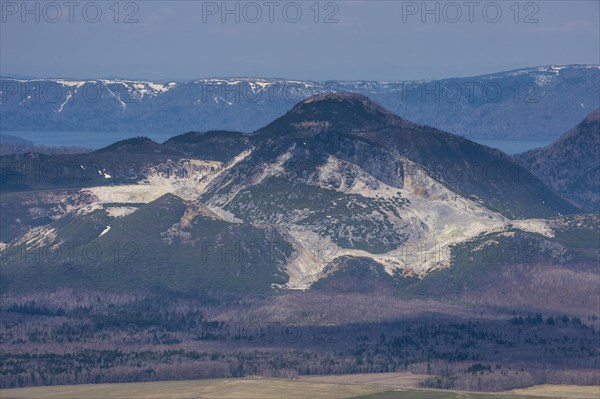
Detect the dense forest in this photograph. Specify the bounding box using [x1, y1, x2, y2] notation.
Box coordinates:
[1, 290, 598, 391]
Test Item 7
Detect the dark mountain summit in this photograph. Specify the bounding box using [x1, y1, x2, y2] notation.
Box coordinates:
[247, 93, 580, 219]
[517, 109, 600, 212]
[255, 93, 406, 138]
[163, 130, 250, 162]
[94, 136, 182, 155]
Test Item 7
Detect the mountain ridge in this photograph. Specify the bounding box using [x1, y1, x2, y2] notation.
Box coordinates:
[2, 63, 596, 85]
[0, 94, 591, 295]
[516, 109, 600, 212]
[2, 64, 598, 140]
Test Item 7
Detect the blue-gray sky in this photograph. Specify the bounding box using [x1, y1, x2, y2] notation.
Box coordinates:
[1, 0, 599, 81]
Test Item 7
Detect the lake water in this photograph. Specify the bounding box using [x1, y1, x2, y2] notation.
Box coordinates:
[0, 131, 174, 149]
[1, 131, 553, 155]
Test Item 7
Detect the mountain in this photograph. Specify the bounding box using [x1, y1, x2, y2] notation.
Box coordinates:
[516, 109, 600, 212]
[163, 130, 250, 162]
[250, 93, 578, 219]
[1, 93, 588, 296]
[1, 65, 598, 140]
[0, 134, 89, 155]
[0, 133, 33, 147]
[93, 136, 180, 155]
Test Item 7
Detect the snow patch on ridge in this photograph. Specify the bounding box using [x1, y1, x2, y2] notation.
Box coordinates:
[99, 226, 111, 237]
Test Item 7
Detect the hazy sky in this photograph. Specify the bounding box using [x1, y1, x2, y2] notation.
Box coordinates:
[1, 0, 599, 81]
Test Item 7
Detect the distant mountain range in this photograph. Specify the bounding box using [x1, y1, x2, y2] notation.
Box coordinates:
[0, 133, 90, 155]
[1, 65, 598, 140]
[2, 93, 596, 296]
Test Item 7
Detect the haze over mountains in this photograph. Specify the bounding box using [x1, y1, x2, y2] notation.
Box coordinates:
[1, 65, 599, 140]
[1, 93, 595, 297]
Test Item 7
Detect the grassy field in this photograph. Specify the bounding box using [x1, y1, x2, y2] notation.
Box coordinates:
[0, 379, 381, 399]
[511, 384, 600, 398]
[355, 392, 552, 399]
[2, 377, 599, 399]
[298, 372, 430, 388]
